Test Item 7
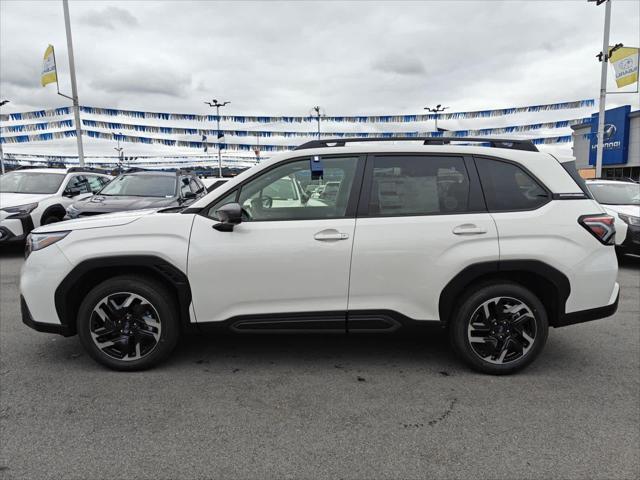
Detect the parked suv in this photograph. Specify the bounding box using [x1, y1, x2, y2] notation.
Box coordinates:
[20, 138, 619, 374]
[586, 179, 640, 257]
[0, 167, 111, 243]
[65, 169, 207, 218]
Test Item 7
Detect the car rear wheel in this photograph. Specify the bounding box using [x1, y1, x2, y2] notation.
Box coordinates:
[77, 275, 180, 371]
[449, 282, 548, 375]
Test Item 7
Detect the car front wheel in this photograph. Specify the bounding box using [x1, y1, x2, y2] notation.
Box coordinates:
[77, 275, 180, 371]
[449, 282, 548, 375]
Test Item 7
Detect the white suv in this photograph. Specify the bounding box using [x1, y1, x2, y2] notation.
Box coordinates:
[20, 138, 620, 374]
[0, 167, 112, 243]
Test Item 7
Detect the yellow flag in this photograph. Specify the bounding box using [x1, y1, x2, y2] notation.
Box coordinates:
[41, 44, 57, 87]
[610, 46, 639, 88]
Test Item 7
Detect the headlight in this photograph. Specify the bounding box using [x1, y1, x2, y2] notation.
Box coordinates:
[618, 213, 640, 226]
[25, 231, 70, 258]
[2, 202, 38, 217]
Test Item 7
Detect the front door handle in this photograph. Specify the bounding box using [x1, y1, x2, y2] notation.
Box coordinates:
[452, 224, 487, 235]
[314, 229, 350, 241]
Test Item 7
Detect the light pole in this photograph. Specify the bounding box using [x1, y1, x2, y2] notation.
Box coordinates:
[590, 0, 613, 178]
[424, 104, 449, 132]
[114, 132, 124, 170]
[312, 106, 325, 139]
[205, 99, 230, 177]
[0, 99, 8, 174]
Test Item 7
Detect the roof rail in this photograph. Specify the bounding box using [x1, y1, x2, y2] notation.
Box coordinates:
[294, 136, 539, 152]
[67, 166, 111, 174]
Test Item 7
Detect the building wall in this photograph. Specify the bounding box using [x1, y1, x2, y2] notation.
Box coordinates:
[571, 111, 640, 178]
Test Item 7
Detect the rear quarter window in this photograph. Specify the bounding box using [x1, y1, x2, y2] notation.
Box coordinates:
[475, 157, 549, 211]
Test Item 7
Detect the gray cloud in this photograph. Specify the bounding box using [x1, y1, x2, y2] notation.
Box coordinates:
[372, 54, 426, 75]
[80, 6, 138, 30]
[90, 69, 191, 97]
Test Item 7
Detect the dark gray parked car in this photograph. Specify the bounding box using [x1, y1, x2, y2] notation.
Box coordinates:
[65, 170, 207, 218]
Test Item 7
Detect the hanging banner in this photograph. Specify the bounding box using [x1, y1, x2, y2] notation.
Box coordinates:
[0, 99, 595, 123]
[0, 116, 590, 139]
[609, 46, 639, 88]
[41, 45, 58, 87]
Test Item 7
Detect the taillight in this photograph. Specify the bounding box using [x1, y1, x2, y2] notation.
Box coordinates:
[578, 214, 616, 245]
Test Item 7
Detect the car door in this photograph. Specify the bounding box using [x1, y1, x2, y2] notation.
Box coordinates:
[347, 154, 499, 325]
[187, 155, 364, 327]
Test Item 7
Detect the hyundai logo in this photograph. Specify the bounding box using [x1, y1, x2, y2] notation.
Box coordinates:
[603, 124, 617, 140]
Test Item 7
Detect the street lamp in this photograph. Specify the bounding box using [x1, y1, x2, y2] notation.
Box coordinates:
[0, 99, 9, 174]
[311, 106, 325, 139]
[205, 99, 230, 177]
[424, 104, 448, 132]
[114, 132, 124, 171]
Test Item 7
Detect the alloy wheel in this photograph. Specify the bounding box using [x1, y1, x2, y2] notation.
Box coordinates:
[89, 292, 162, 361]
[467, 296, 537, 365]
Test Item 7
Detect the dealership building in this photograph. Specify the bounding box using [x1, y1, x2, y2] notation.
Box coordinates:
[571, 105, 640, 180]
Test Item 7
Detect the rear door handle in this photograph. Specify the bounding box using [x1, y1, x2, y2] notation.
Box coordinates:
[452, 224, 487, 235]
[314, 229, 349, 241]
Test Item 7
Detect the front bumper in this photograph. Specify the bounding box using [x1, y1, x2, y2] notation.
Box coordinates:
[21, 296, 75, 336]
[0, 214, 33, 243]
[555, 282, 620, 327]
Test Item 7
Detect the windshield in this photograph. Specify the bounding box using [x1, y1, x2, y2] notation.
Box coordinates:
[98, 174, 177, 197]
[0, 171, 65, 194]
[589, 183, 640, 206]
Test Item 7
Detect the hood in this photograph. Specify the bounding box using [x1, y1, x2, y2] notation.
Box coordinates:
[34, 208, 157, 233]
[602, 204, 640, 218]
[70, 195, 177, 213]
[0, 192, 51, 209]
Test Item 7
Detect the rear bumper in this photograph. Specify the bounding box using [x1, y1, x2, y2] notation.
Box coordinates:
[21, 296, 75, 336]
[555, 282, 619, 327]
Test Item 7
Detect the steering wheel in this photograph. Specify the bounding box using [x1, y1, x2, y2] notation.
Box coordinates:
[261, 195, 273, 209]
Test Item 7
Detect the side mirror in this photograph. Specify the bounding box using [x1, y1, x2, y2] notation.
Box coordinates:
[213, 203, 242, 232]
[63, 187, 82, 197]
[183, 191, 196, 199]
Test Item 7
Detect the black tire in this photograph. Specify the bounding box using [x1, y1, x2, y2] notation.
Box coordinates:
[41, 214, 62, 225]
[449, 282, 548, 375]
[76, 275, 180, 371]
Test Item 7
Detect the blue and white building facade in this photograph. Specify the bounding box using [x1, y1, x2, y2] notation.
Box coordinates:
[571, 105, 640, 180]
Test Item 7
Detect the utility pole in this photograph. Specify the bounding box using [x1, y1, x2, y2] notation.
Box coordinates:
[424, 104, 449, 132]
[62, 0, 85, 166]
[205, 99, 230, 177]
[0, 100, 8, 174]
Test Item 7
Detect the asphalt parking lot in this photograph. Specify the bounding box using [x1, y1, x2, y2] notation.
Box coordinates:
[0, 247, 638, 480]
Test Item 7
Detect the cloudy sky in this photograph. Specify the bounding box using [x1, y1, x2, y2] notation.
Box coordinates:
[1, 0, 639, 158]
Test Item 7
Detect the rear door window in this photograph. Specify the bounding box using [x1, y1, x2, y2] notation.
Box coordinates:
[366, 156, 471, 216]
[475, 157, 549, 211]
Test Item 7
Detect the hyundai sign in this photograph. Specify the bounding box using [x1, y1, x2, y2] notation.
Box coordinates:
[589, 105, 631, 165]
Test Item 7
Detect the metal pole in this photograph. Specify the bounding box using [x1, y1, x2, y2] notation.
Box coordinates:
[0, 100, 8, 174]
[63, 0, 85, 166]
[216, 105, 222, 178]
[595, 0, 612, 178]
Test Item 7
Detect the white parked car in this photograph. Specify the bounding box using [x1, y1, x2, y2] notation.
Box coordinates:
[0, 168, 112, 243]
[586, 179, 640, 257]
[20, 138, 619, 374]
